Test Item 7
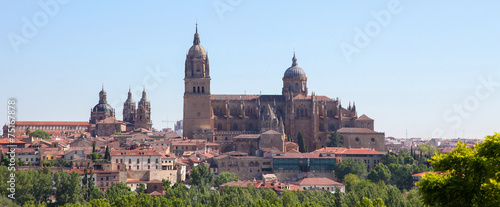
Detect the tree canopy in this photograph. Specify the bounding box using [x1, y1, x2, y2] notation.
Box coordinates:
[327, 130, 344, 147]
[418, 132, 500, 207]
[29, 130, 50, 139]
[335, 158, 367, 181]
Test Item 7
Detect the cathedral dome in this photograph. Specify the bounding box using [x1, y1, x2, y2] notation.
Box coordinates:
[187, 24, 206, 58]
[188, 44, 206, 58]
[283, 54, 306, 79]
[92, 103, 114, 114]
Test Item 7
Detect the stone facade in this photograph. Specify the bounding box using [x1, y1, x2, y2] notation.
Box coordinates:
[90, 87, 152, 137]
[182, 26, 385, 152]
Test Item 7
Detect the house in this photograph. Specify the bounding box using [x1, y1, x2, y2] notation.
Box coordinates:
[293, 177, 345, 193]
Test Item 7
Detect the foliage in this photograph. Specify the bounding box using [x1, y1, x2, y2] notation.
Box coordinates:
[29, 130, 50, 139]
[104, 146, 110, 161]
[136, 183, 146, 194]
[335, 158, 367, 181]
[88, 153, 99, 161]
[327, 130, 344, 147]
[105, 182, 136, 203]
[297, 131, 308, 152]
[190, 164, 213, 186]
[367, 163, 391, 183]
[215, 172, 239, 186]
[54, 170, 84, 205]
[418, 133, 500, 207]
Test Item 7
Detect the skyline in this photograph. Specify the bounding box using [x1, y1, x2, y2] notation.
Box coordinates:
[1, 1, 500, 139]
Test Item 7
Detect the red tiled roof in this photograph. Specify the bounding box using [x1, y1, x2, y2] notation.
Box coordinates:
[317, 147, 383, 155]
[293, 94, 333, 101]
[110, 150, 161, 156]
[0, 138, 26, 144]
[357, 114, 373, 121]
[148, 179, 162, 183]
[211, 95, 260, 100]
[293, 178, 344, 186]
[15, 121, 89, 126]
[337, 127, 378, 134]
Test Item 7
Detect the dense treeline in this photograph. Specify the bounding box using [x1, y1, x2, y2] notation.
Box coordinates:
[0, 163, 425, 207]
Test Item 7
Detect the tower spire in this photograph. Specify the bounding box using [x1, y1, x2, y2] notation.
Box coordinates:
[292, 52, 298, 66]
[193, 23, 200, 45]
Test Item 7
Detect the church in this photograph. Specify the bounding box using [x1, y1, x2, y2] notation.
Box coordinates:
[183, 26, 385, 152]
[89, 86, 152, 136]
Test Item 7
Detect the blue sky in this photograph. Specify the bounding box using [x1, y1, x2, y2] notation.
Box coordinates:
[1, 0, 499, 139]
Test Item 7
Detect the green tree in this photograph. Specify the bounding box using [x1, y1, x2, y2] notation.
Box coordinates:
[282, 189, 299, 207]
[335, 158, 367, 181]
[190, 164, 213, 186]
[33, 168, 52, 204]
[215, 172, 239, 186]
[327, 130, 344, 147]
[54, 170, 83, 205]
[162, 178, 172, 190]
[104, 146, 111, 161]
[29, 130, 50, 139]
[105, 182, 135, 203]
[367, 163, 391, 183]
[297, 131, 307, 152]
[418, 133, 500, 207]
[88, 153, 99, 161]
[136, 183, 146, 194]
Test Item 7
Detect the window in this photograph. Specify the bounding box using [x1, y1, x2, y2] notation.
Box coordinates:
[137, 159, 140, 164]
[371, 138, 375, 142]
[148, 159, 150, 163]
[295, 83, 299, 91]
[217, 123, 222, 130]
[233, 123, 238, 131]
[129, 159, 131, 164]
[116, 159, 119, 163]
[197, 86, 200, 93]
[355, 137, 360, 142]
[193, 87, 196, 93]
[137, 166, 139, 170]
[202, 86, 205, 93]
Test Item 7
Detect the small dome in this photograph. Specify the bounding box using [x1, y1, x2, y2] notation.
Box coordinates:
[188, 44, 206, 58]
[92, 103, 114, 114]
[283, 54, 306, 79]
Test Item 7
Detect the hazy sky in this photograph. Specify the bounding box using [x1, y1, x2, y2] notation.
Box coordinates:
[1, 1, 499, 139]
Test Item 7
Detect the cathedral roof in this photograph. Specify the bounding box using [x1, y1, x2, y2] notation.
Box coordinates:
[337, 127, 379, 134]
[283, 53, 307, 79]
[357, 114, 373, 121]
[187, 24, 206, 58]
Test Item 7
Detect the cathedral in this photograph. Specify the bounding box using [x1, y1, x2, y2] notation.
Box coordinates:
[89, 86, 152, 136]
[183, 26, 385, 152]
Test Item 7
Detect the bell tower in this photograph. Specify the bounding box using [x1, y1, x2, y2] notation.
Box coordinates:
[183, 24, 213, 139]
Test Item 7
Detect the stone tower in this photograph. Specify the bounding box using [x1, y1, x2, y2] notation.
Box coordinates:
[123, 88, 136, 131]
[282, 53, 308, 98]
[135, 88, 152, 130]
[123, 88, 136, 123]
[183, 24, 213, 139]
[90, 86, 115, 124]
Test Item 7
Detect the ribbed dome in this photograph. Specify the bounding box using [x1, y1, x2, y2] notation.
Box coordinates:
[188, 44, 206, 58]
[283, 54, 306, 79]
[187, 24, 206, 58]
[92, 103, 114, 113]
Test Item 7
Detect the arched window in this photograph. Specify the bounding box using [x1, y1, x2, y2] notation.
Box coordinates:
[295, 83, 299, 91]
[304, 109, 308, 117]
[193, 86, 196, 93]
[217, 123, 222, 130]
[300, 109, 304, 117]
[202, 86, 205, 93]
[232, 123, 238, 131]
[296, 109, 300, 117]
[197, 86, 200, 93]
